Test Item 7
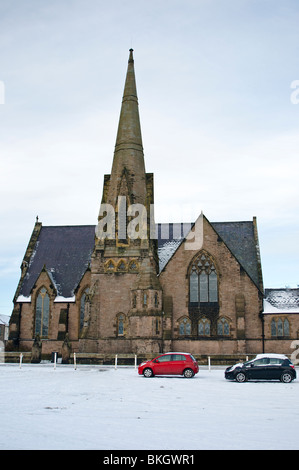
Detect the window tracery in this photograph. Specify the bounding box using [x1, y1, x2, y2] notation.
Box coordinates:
[189, 251, 218, 304]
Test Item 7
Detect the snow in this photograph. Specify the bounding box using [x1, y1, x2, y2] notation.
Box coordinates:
[263, 299, 299, 314]
[16, 295, 31, 302]
[54, 296, 76, 303]
[1, 364, 298, 450]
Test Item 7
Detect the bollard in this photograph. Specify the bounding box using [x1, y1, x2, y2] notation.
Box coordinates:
[74, 352, 77, 370]
[115, 354, 118, 369]
[19, 353, 23, 369]
[208, 356, 211, 371]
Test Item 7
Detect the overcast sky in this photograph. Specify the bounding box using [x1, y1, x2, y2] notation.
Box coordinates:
[1, 0, 299, 316]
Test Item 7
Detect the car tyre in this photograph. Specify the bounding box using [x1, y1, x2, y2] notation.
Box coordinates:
[280, 372, 293, 383]
[143, 368, 154, 378]
[183, 368, 194, 378]
[235, 372, 247, 383]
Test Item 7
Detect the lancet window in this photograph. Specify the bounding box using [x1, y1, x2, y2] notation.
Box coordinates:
[35, 287, 50, 337]
[80, 288, 89, 332]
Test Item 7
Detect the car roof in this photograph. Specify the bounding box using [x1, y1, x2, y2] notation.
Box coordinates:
[255, 353, 289, 360]
[164, 352, 191, 355]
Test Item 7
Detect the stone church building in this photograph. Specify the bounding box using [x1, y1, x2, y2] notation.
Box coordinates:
[8, 50, 299, 361]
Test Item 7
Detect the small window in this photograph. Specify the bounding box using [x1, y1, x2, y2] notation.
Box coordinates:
[198, 318, 210, 336]
[271, 318, 290, 337]
[217, 318, 230, 336]
[118, 315, 124, 336]
[179, 318, 191, 336]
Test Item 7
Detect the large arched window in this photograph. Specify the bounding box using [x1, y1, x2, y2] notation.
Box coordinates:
[80, 288, 89, 332]
[189, 252, 218, 304]
[35, 287, 50, 337]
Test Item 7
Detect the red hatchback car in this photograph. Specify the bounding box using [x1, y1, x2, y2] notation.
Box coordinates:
[138, 352, 199, 378]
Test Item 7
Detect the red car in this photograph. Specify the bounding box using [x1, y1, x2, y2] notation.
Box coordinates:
[138, 352, 199, 378]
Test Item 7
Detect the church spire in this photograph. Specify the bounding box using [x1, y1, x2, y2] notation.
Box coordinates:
[106, 49, 147, 207]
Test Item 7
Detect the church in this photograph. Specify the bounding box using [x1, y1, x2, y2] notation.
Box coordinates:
[8, 49, 297, 362]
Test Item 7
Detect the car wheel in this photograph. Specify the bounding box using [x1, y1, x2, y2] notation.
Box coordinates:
[183, 368, 194, 378]
[280, 372, 293, 383]
[235, 372, 247, 383]
[143, 368, 154, 378]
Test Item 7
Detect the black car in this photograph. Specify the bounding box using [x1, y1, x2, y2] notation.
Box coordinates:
[225, 354, 296, 383]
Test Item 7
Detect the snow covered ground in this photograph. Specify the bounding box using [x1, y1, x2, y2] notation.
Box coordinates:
[1, 363, 298, 450]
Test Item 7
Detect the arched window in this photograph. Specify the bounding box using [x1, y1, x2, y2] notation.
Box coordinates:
[117, 314, 125, 336]
[179, 317, 191, 336]
[189, 252, 218, 304]
[271, 317, 290, 337]
[271, 318, 277, 337]
[35, 287, 50, 337]
[217, 317, 230, 336]
[198, 318, 210, 336]
[80, 288, 89, 332]
[284, 318, 290, 336]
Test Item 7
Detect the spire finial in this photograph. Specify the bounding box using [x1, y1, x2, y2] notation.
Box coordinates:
[129, 48, 134, 63]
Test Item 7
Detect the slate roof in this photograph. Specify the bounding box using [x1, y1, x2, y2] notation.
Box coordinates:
[19, 226, 95, 299]
[157, 221, 261, 290]
[17, 219, 262, 301]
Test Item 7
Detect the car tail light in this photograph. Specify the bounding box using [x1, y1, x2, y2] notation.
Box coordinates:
[290, 364, 295, 369]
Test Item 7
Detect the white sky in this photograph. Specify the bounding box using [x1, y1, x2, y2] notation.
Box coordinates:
[1, 0, 299, 316]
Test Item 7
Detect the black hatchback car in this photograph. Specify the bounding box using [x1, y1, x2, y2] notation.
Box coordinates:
[225, 354, 296, 383]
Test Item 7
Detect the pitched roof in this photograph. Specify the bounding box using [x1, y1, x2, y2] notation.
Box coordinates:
[17, 219, 262, 300]
[157, 220, 262, 290]
[19, 226, 95, 298]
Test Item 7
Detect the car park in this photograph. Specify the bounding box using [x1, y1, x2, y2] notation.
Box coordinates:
[225, 353, 296, 383]
[138, 352, 199, 378]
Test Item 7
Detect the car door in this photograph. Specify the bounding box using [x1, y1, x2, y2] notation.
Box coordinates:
[246, 357, 269, 379]
[267, 358, 284, 379]
[153, 354, 172, 375]
[171, 354, 187, 374]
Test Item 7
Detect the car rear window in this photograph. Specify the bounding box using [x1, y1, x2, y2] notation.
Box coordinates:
[172, 354, 186, 361]
[269, 358, 284, 365]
